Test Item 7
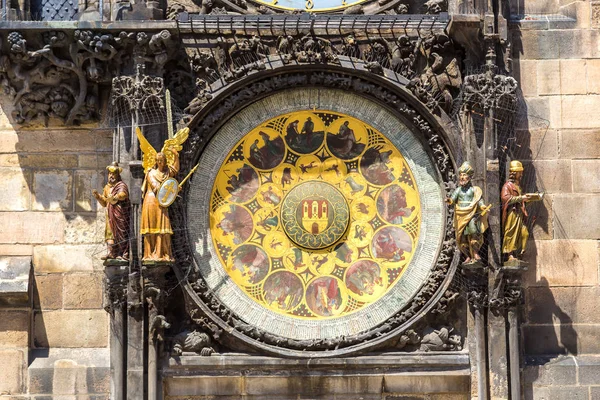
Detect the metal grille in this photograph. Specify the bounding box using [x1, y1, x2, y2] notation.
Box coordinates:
[31, 0, 77, 21]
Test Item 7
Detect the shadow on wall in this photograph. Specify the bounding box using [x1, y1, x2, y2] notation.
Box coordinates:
[507, 20, 580, 397]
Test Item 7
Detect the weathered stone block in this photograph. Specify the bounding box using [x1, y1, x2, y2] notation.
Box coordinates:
[0, 244, 33, 256]
[63, 274, 103, 309]
[74, 171, 101, 212]
[523, 355, 577, 386]
[78, 153, 113, 169]
[524, 324, 600, 355]
[527, 286, 600, 324]
[63, 213, 105, 244]
[524, 97, 551, 125]
[558, 30, 593, 59]
[523, 324, 578, 355]
[572, 160, 600, 193]
[560, 130, 600, 159]
[28, 348, 109, 395]
[0, 168, 30, 211]
[560, 60, 587, 95]
[0, 130, 18, 153]
[529, 159, 571, 194]
[524, 239, 598, 286]
[525, 385, 588, 400]
[553, 195, 600, 239]
[32, 170, 73, 212]
[0, 310, 29, 347]
[245, 374, 383, 396]
[165, 376, 242, 396]
[578, 356, 600, 385]
[382, 371, 469, 394]
[537, 60, 560, 95]
[33, 310, 108, 348]
[0, 153, 19, 166]
[591, 386, 600, 400]
[576, 325, 600, 355]
[519, 31, 560, 60]
[33, 274, 63, 310]
[14, 130, 112, 154]
[0, 349, 25, 394]
[0, 256, 30, 307]
[516, 60, 538, 97]
[33, 245, 100, 273]
[515, 129, 558, 160]
[588, 59, 600, 94]
[19, 154, 78, 169]
[0, 212, 65, 244]
[560, 95, 600, 129]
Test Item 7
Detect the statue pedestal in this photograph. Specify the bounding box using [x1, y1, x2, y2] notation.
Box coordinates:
[502, 258, 528, 269]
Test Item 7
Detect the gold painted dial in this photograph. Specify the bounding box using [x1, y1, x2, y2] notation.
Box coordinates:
[209, 110, 421, 319]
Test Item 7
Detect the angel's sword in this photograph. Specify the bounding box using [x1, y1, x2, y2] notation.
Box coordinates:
[166, 89, 174, 139]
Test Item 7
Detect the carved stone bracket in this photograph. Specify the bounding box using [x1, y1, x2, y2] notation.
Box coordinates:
[167, 67, 461, 356]
[104, 264, 129, 314]
[144, 264, 172, 342]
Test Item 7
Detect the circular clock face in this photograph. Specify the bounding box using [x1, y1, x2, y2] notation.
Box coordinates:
[253, 0, 366, 12]
[188, 89, 445, 341]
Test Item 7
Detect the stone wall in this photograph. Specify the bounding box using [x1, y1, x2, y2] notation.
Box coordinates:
[511, 2, 600, 398]
[0, 102, 111, 397]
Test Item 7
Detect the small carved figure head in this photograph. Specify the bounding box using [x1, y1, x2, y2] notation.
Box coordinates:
[509, 160, 524, 182]
[156, 152, 167, 170]
[106, 162, 123, 185]
[458, 161, 474, 187]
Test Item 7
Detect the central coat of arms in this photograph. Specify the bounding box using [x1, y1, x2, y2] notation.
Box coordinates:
[281, 181, 349, 250]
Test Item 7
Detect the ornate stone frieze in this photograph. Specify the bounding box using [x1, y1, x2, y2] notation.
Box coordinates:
[180, 32, 462, 120]
[0, 29, 182, 126]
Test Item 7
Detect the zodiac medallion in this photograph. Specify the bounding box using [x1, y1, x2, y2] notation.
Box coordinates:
[209, 111, 421, 319]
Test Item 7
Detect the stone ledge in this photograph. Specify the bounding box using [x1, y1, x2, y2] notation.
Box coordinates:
[164, 354, 470, 397]
[0, 257, 31, 307]
[28, 348, 110, 395]
[167, 352, 470, 371]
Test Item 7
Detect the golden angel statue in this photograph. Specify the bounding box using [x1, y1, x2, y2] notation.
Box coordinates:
[137, 126, 189, 262]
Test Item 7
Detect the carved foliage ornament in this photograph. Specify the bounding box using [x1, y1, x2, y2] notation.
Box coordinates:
[0, 29, 179, 126]
[169, 71, 459, 355]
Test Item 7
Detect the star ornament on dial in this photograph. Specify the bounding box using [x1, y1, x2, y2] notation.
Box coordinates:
[256, 0, 366, 12]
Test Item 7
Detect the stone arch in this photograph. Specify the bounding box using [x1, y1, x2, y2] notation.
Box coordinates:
[169, 60, 463, 357]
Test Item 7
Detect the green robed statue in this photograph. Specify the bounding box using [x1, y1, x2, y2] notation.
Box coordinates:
[447, 162, 491, 263]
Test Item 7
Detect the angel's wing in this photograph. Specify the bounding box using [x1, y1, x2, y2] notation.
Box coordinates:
[161, 127, 190, 167]
[136, 127, 157, 173]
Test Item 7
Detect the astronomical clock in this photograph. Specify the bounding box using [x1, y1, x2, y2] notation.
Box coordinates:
[183, 85, 455, 356]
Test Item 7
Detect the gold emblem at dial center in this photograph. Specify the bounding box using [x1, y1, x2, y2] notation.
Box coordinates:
[281, 181, 350, 250]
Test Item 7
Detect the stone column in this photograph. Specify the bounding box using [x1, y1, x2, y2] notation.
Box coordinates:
[144, 263, 171, 400]
[104, 263, 128, 400]
[127, 160, 146, 399]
